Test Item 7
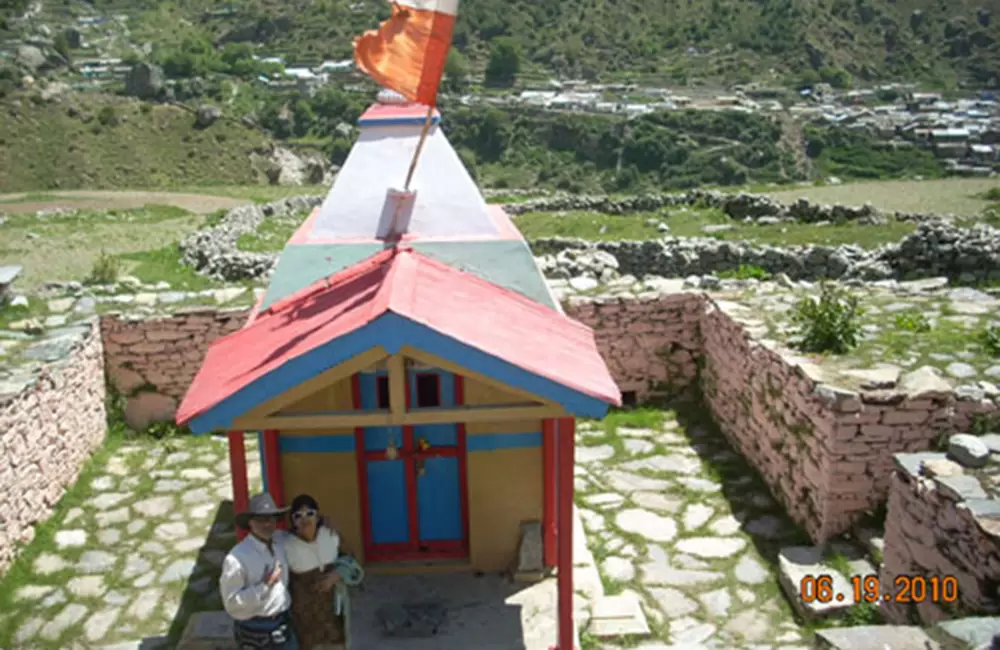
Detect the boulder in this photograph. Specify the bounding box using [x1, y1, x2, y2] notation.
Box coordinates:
[124, 62, 165, 100]
[948, 434, 991, 469]
[124, 392, 177, 431]
[15, 45, 46, 73]
[196, 104, 222, 127]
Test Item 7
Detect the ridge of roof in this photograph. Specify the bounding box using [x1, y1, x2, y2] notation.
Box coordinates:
[264, 245, 397, 317]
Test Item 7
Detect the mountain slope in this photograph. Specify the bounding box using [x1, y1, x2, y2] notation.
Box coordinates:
[0, 93, 276, 190]
[69, 0, 1000, 87]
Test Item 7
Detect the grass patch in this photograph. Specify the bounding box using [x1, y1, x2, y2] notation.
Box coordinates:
[865, 317, 988, 366]
[766, 178, 1000, 218]
[235, 212, 311, 253]
[718, 264, 772, 281]
[118, 245, 224, 291]
[0, 193, 67, 204]
[516, 207, 917, 248]
[600, 408, 666, 435]
[166, 184, 328, 204]
[0, 295, 50, 331]
[0, 205, 202, 291]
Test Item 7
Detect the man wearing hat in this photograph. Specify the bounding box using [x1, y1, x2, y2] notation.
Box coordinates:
[220, 492, 300, 649]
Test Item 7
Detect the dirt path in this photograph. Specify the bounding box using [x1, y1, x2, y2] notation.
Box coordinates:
[0, 191, 250, 214]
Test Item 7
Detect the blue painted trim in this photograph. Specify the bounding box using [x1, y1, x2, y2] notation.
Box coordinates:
[275, 432, 540, 452]
[467, 432, 542, 451]
[188, 312, 611, 434]
[280, 435, 355, 453]
[189, 322, 384, 434]
[384, 314, 609, 419]
[358, 116, 441, 127]
[258, 431, 268, 493]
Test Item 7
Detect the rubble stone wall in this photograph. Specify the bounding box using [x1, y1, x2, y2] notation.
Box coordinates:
[0, 319, 106, 574]
[562, 292, 703, 401]
[567, 292, 998, 543]
[880, 458, 1000, 625]
[100, 307, 249, 430]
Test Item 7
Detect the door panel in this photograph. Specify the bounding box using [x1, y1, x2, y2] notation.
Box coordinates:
[416, 456, 463, 542]
[366, 460, 410, 544]
[357, 368, 467, 560]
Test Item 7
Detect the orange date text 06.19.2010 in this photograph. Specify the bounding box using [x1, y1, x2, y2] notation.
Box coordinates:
[799, 574, 959, 605]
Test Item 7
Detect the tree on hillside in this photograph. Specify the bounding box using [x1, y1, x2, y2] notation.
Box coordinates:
[485, 38, 521, 87]
[443, 49, 468, 94]
[53, 32, 73, 64]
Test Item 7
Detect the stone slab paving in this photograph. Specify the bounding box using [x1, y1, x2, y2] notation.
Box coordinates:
[0, 434, 262, 650]
[574, 414, 814, 650]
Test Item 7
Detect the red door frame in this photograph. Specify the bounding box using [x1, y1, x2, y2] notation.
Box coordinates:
[353, 371, 470, 563]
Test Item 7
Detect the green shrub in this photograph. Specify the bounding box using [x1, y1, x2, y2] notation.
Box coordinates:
[97, 105, 118, 126]
[86, 250, 121, 284]
[791, 283, 864, 354]
[894, 311, 931, 333]
[983, 325, 1000, 357]
[718, 264, 771, 281]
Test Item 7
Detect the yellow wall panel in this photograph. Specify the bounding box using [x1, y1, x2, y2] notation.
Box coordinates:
[467, 447, 543, 572]
[280, 451, 364, 561]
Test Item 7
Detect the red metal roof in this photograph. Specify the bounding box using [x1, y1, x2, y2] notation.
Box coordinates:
[176, 247, 620, 425]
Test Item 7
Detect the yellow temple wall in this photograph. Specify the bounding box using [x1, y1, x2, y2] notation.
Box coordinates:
[273, 371, 546, 571]
[462, 376, 545, 573]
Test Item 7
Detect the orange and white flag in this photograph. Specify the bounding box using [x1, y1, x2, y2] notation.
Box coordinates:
[354, 0, 458, 107]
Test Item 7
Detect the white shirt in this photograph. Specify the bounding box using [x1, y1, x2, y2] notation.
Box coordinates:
[220, 531, 293, 621]
[285, 526, 340, 574]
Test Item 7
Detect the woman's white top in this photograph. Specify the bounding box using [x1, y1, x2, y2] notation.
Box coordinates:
[285, 526, 340, 574]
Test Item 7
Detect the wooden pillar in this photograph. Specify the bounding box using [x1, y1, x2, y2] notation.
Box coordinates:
[228, 430, 250, 542]
[553, 417, 576, 650]
[542, 418, 557, 568]
[262, 429, 286, 528]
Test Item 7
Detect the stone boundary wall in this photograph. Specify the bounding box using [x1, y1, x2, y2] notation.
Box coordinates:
[562, 293, 703, 402]
[0, 319, 106, 574]
[566, 293, 999, 543]
[880, 453, 1000, 625]
[100, 307, 249, 430]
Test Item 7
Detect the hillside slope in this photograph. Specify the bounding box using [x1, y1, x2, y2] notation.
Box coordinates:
[0, 93, 277, 191]
[69, 0, 1000, 87]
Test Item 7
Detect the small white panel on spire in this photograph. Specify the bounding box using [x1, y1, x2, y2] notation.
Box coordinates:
[396, 0, 459, 16]
[377, 88, 409, 104]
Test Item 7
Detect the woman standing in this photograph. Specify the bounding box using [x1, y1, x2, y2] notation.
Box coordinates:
[285, 494, 345, 650]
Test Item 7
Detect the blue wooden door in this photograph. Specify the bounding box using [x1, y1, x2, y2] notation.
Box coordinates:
[357, 370, 467, 562]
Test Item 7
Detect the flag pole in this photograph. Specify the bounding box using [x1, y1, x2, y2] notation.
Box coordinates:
[403, 104, 435, 191]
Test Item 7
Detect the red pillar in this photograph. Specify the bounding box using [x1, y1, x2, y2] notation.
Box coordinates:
[262, 430, 286, 528]
[542, 418, 557, 568]
[228, 430, 250, 542]
[552, 417, 576, 650]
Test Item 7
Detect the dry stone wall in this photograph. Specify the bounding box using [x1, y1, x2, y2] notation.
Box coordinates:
[0, 319, 106, 574]
[566, 292, 999, 544]
[562, 292, 702, 402]
[880, 452, 1000, 625]
[100, 307, 249, 430]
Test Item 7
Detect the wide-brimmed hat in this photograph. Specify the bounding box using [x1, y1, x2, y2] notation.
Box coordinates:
[234, 493, 290, 528]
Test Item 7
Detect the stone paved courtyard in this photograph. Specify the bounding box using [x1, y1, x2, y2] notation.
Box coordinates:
[0, 433, 262, 650]
[0, 410, 824, 650]
[574, 411, 813, 650]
